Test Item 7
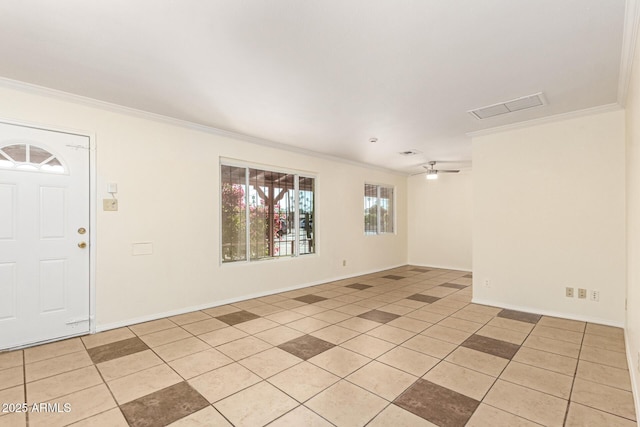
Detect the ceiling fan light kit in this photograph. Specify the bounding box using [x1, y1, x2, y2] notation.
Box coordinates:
[423, 161, 460, 180]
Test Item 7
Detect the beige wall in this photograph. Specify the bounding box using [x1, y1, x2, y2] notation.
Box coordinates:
[625, 16, 640, 415]
[407, 172, 472, 270]
[0, 85, 408, 329]
[472, 110, 627, 326]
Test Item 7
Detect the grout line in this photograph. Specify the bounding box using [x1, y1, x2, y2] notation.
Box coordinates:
[22, 350, 28, 427]
[15, 267, 635, 425]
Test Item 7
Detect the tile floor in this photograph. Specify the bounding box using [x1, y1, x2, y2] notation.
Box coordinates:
[0, 266, 637, 426]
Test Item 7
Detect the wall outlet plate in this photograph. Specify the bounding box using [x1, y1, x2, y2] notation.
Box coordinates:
[578, 288, 587, 299]
[565, 287, 574, 297]
[103, 199, 118, 211]
[589, 290, 600, 302]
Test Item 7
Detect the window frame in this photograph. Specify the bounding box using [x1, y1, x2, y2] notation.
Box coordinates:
[220, 159, 317, 264]
[0, 142, 67, 174]
[364, 182, 396, 235]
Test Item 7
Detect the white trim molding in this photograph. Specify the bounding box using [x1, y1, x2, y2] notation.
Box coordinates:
[618, 0, 640, 106]
[471, 297, 626, 328]
[466, 103, 622, 139]
[0, 76, 405, 177]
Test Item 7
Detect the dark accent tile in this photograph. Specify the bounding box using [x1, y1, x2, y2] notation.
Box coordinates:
[411, 268, 431, 273]
[87, 337, 149, 364]
[407, 294, 441, 304]
[463, 274, 473, 278]
[120, 381, 208, 427]
[278, 334, 335, 360]
[460, 334, 520, 360]
[294, 294, 328, 304]
[215, 310, 260, 326]
[358, 309, 401, 324]
[440, 283, 467, 289]
[345, 283, 373, 290]
[382, 275, 405, 280]
[394, 379, 480, 427]
[497, 309, 541, 324]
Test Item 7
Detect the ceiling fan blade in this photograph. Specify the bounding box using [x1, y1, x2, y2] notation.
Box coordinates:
[436, 169, 460, 173]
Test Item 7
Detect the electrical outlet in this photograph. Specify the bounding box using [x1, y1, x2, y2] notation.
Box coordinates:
[342, 259, 347, 267]
[589, 290, 600, 302]
[578, 288, 587, 299]
[565, 287, 574, 297]
[484, 279, 490, 288]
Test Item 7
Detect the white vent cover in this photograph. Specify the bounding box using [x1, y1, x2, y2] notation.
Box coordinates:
[468, 92, 546, 120]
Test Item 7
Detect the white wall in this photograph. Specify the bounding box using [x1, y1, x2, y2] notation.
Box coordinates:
[0, 84, 407, 329]
[625, 14, 640, 415]
[407, 172, 472, 270]
[472, 110, 626, 326]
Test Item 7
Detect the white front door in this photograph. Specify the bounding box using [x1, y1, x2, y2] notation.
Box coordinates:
[0, 122, 90, 349]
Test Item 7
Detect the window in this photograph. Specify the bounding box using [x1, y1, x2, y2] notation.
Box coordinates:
[0, 143, 65, 173]
[221, 163, 315, 263]
[364, 183, 394, 234]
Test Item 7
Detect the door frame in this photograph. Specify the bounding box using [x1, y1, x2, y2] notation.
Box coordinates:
[0, 116, 97, 341]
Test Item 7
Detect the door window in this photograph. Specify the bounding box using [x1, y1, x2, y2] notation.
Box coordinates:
[0, 143, 65, 173]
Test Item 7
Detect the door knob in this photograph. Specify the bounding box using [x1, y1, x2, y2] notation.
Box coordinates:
[78, 227, 86, 235]
[78, 242, 87, 249]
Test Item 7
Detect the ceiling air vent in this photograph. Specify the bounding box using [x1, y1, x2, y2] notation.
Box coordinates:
[468, 92, 546, 120]
[399, 149, 421, 156]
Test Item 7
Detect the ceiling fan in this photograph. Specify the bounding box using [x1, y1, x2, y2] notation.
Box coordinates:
[421, 161, 460, 180]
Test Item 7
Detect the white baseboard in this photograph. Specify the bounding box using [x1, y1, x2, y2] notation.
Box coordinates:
[624, 332, 640, 424]
[96, 263, 405, 332]
[409, 262, 472, 272]
[471, 297, 625, 328]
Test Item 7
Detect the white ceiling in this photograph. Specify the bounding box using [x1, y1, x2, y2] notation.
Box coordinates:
[0, 0, 631, 173]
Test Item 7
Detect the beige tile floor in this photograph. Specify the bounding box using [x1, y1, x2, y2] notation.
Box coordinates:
[0, 266, 637, 426]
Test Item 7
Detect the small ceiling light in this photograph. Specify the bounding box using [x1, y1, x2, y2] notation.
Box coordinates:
[426, 170, 438, 180]
[369, 137, 378, 143]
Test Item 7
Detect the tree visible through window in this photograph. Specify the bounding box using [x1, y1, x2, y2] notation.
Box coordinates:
[364, 183, 394, 234]
[0, 143, 64, 173]
[221, 164, 315, 263]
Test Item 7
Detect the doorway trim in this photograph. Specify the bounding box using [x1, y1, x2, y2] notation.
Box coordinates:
[0, 116, 97, 342]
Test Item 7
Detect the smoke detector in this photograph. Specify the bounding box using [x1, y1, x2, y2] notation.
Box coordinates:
[399, 149, 422, 156]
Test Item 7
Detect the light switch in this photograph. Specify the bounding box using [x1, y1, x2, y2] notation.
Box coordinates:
[103, 199, 118, 211]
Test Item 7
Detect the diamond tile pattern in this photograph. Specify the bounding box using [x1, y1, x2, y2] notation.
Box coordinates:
[382, 274, 405, 280]
[497, 308, 542, 324]
[358, 309, 401, 323]
[120, 381, 208, 426]
[277, 334, 335, 360]
[395, 379, 480, 426]
[441, 282, 468, 289]
[2, 266, 635, 426]
[215, 310, 260, 326]
[461, 334, 521, 360]
[407, 293, 441, 303]
[87, 337, 149, 364]
[345, 283, 373, 290]
[293, 294, 328, 304]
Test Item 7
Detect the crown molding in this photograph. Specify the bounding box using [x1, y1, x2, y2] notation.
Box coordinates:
[618, 0, 640, 106]
[0, 76, 407, 176]
[465, 103, 622, 138]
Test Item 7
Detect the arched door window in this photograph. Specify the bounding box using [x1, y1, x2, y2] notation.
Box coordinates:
[0, 143, 65, 173]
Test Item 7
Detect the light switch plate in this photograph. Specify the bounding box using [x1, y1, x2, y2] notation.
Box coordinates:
[103, 199, 118, 211]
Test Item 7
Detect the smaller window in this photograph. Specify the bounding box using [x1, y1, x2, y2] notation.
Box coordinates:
[0, 143, 65, 173]
[364, 184, 394, 235]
